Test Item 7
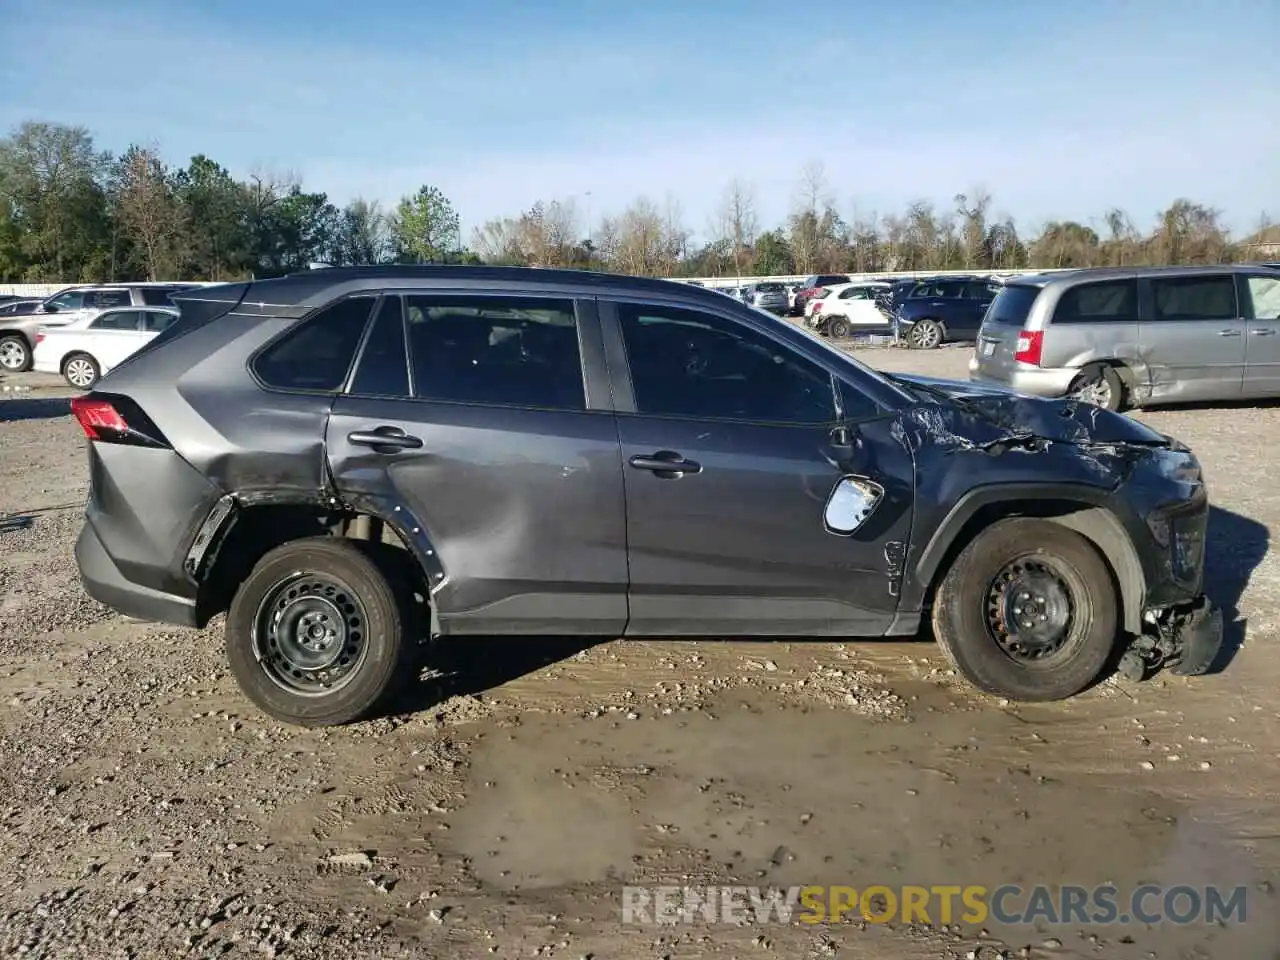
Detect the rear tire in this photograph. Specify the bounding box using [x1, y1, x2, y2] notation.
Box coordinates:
[1070, 363, 1124, 412]
[62, 353, 100, 390]
[931, 518, 1118, 702]
[827, 317, 851, 339]
[907, 318, 944, 349]
[225, 537, 415, 726]
[0, 334, 31, 372]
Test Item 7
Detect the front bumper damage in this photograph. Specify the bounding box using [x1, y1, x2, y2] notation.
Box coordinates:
[1117, 597, 1225, 682]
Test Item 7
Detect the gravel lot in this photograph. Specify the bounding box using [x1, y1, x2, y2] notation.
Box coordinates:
[2, 347, 1279, 960]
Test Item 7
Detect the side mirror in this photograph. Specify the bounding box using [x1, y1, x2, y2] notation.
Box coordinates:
[823, 476, 885, 536]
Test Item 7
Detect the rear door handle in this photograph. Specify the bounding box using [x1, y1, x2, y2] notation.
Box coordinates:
[629, 451, 702, 477]
[348, 426, 423, 450]
[1217, 329, 1242, 337]
[1251, 328, 1276, 336]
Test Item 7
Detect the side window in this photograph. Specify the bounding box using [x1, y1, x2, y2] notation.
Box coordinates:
[140, 311, 176, 333]
[1051, 280, 1138, 323]
[617, 303, 837, 424]
[90, 310, 140, 331]
[963, 281, 996, 300]
[350, 296, 410, 397]
[47, 290, 86, 311]
[403, 295, 585, 410]
[85, 290, 132, 309]
[1151, 275, 1237, 321]
[1246, 276, 1280, 320]
[141, 287, 178, 306]
[252, 296, 376, 392]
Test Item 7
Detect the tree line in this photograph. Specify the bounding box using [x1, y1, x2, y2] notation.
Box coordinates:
[1, 121, 1274, 284]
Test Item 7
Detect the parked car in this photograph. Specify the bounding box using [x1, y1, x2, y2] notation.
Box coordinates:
[970, 265, 1280, 410]
[747, 281, 789, 315]
[807, 281, 892, 338]
[0, 299, 43, 316]
[68, 266, 1221, 726]
[1, 284, 194, 372]
[892, 277, 1001, 348]
[32, 306, 180, 389]
[791, 274, 852, 316]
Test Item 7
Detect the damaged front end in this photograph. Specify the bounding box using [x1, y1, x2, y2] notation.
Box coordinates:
[887, 372, 1225, 685]
[1119, 598, 1225, 681]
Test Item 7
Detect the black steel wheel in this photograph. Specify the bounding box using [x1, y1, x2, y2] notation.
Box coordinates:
[931, 518, 1118, 701]
[827, 317, 851, 339]
[225, 537, 415, 726]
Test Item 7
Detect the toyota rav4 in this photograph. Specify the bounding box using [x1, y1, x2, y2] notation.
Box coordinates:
[69, 266, 1222, 726]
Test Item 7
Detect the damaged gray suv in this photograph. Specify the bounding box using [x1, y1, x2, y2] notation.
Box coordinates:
[70, 266, 1222, 726]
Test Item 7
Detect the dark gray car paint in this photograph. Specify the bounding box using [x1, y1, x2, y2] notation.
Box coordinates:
[72, 266, 1213, 661]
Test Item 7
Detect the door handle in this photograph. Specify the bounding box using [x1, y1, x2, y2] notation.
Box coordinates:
[1217, 329, 1242, 337]
[629, 451, 702, 478]
[1251, 328, 1276, 336]
[348, 426, 423, 450]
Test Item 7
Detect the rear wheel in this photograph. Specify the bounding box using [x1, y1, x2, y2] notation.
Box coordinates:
[0, 335, 31, 372]
[907, 318, 944, 349]
[1070, 363, 1124, 411]
[63, 353, 99, 390]
[931, 518, 1118, 701]
[225, 537, 415, 726]
[827, 317, 851, 339]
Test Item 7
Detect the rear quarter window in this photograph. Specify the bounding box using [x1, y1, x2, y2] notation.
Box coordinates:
[1050, 279, 1138, 324]
[983, 285, 1041, 326]
[252, 296, 377, 392]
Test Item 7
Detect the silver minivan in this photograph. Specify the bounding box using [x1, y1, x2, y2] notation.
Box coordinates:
[969, 265, 1280, 410]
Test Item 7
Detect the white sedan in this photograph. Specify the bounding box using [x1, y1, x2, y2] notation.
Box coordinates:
[33, 306, 179, 389]
[806, 281, 892, 338]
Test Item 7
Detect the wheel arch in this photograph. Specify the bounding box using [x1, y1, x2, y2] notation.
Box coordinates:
[191, 493, 446, 631]
[913, 485, 1146, 635]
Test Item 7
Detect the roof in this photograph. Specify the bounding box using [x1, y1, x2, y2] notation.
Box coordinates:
[1005, 263, 1269, 289]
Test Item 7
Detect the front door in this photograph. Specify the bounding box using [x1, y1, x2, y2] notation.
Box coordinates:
[1241, 273, 1280, 398]
[1138, 273, 1245, 403]
[325, 292, 629, 636]
[601, 298, 915, 637]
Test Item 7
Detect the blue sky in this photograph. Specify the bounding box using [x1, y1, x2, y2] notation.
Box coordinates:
[2, 0, 1276, 241]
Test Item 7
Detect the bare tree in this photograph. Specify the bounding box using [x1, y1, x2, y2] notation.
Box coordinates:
[713, 179, 758, 277]
[954, 188, 992, 268]
[116, 145, 182, 280]
[789, 161, 833, 273]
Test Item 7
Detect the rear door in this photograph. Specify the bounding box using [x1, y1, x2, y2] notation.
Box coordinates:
[951, 280, 997, 337]
[599, 296, 915, 637]
[1241, 272, 1280, 397]
[87, 310, 151, 371]
[325, 291, 629, 637]
[1139, 273, 1244, 402]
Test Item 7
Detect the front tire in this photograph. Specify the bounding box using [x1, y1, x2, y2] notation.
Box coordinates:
[225, 537, 415, 726]
[931, 518, 1118, 702]
[907, 318, 944, 349]
[827, 317, 851, 339]
[0, 334, 31, 372]
[63, 353, 100, 390]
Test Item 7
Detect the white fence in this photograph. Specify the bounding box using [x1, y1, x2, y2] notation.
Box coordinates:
[2, 267, 1068, 300]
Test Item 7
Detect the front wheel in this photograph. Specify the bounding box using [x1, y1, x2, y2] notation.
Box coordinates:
[63, 353, 100, 390]
[906, 318, 944, 349]
[225, 537, 415, 726]
[827, 317, 851, 339]
[931, 518, 1118, 701]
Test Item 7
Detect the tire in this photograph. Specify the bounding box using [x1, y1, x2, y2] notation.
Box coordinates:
[931, 518, 1118, 702]
[827, 317, 851, 339]
[62, 353, 100, 390]
[1070, 363, 1124, 412]
[907, 318, 944, 349]
[0, 334, 31, 372]
[225, 537, 416, 726]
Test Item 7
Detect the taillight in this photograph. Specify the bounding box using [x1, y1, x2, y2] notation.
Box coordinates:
[1014, 330, 1044, 366]
[69, 393, 168, 447]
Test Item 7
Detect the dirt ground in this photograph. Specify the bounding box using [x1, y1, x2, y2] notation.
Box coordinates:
[2, 346, 1278, 960]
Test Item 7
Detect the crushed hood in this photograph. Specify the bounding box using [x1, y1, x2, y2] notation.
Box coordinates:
[887, 373, 1173, 449]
